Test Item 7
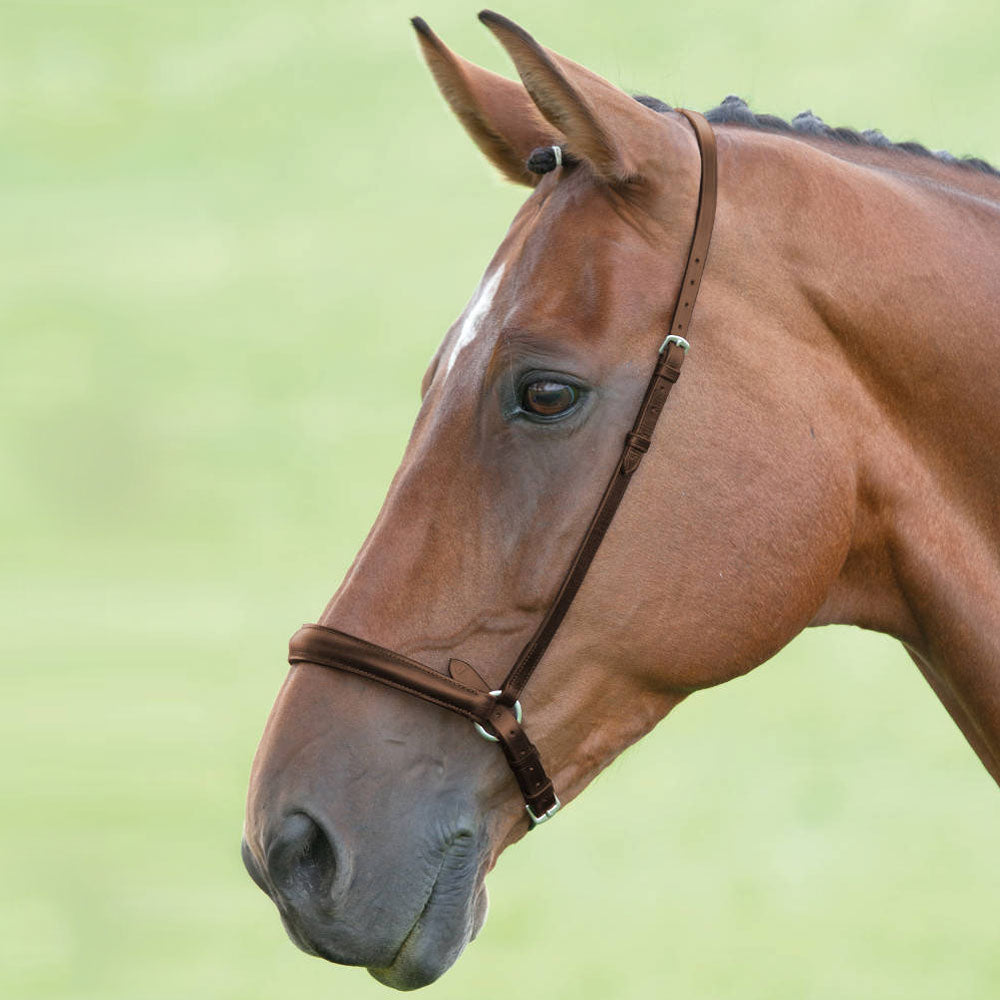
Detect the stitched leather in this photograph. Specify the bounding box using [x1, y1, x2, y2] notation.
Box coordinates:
[289, 624, 558, 818]
[290, 624, 493, 716]
[286, 110, 717, 828]
[499, 110, 717, 706]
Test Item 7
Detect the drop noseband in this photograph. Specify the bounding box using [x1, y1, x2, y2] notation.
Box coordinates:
[288, 110, 718, 827]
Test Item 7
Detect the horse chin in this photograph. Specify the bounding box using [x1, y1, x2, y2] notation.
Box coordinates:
[367, 880, 490, 991]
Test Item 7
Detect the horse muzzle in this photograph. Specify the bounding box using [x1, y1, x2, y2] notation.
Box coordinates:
[242, 810, 488, 989]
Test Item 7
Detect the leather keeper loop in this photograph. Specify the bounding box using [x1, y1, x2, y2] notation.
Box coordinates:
[625, 432, 651, 453]
[659, 359, 683, 382]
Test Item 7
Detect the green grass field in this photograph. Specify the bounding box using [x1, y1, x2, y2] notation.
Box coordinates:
[2, 2, 999, 998]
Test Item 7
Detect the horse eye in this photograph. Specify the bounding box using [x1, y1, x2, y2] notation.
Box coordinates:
[521, 380, 579, 417]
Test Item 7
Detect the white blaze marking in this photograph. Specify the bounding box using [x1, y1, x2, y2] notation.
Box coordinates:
[443, 264, 505, 379]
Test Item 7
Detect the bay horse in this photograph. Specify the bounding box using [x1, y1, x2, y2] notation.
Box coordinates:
[243, 11, 1000, 990]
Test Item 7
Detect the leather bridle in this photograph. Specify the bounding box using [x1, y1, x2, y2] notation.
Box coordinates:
[288, 110, 718, 827]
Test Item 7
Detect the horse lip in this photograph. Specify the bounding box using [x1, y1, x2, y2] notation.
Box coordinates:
[259, 828, 484, 985]
[274, 898, 360, 966]
[283, 920, 354, 966]
[375, 873, 442, 974]
[367, 836, 483, 990]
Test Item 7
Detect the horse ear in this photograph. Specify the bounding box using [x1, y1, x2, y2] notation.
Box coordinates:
[411, 17, 562, 187]
[478, 10, 660, 183]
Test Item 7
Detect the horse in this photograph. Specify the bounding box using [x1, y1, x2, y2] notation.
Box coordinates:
[242, 10, 1000, 991]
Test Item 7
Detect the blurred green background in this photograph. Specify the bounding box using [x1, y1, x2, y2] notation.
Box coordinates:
[2, 1, 998, 998]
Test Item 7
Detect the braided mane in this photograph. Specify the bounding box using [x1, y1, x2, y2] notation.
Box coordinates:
[634, 94, 999, 178]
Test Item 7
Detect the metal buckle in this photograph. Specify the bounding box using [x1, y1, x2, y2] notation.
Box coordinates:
[658, 333, 690, 354]
[526, 796, 561, 825]
[473, 691, 521, 742]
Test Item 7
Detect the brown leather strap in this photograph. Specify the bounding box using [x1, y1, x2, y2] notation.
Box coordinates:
[663, 110, 718, 350]
[289, 624, 558, 820]
[286, 109, 717, 828]
[290, 624, 495, 717]
[498, 109, 718, 707]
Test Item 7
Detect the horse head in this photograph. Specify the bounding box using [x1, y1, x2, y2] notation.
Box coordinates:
[244, 11, 865, 989]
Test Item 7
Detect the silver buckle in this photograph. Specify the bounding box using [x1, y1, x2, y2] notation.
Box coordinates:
[658, 333, 690, 354]
[526, 796, 561, 825]
[473, 691, 521, 742]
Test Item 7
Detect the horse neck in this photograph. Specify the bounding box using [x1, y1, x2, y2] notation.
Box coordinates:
[784, 136, 1000, 507]
[719, 127, 1000, 775]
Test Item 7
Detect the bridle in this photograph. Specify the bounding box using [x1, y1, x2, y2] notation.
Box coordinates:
[287, 110, 718, 827]
[288, 110, 717, 827]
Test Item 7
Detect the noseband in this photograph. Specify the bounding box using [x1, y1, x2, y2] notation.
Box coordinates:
[288, 110, 718, 827]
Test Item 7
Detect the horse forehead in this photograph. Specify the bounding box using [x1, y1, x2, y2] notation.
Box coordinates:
[442, 263, 506, 380]
[439, 185, 651, 382]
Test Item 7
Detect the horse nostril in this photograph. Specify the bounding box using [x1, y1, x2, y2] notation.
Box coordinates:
[264, 812, 339, 909]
